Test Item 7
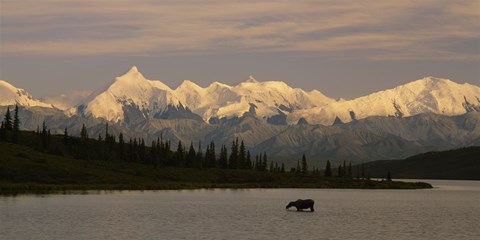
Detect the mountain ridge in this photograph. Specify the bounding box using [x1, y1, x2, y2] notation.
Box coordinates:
[2, 67, 479, 126]
[1, 67, 479, 161]
[68, 67, 480, 124]
[0, 80, 53, 108]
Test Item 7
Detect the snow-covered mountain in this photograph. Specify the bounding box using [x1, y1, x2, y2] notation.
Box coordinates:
[289, 77, 480, 125]
[1, 68, 479, 161]
[1, 67, 479, 126]
[72, 66, 336, 123]
[73, 66, 188, 122]
[74, 67, 479, 125]
[0, 80, 52, 108]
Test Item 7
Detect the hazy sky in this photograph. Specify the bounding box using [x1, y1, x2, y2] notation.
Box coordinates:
[0, 0, 479, 99]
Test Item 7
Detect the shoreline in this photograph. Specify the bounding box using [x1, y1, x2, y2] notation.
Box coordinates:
[0, 180, 433, 195]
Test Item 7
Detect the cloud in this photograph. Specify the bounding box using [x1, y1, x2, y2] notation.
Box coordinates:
[1, 0, 478, 60]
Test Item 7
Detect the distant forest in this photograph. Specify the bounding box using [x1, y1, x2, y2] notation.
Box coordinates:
[2, 105, 349, 175]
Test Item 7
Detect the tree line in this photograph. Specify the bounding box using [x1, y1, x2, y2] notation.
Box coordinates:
[323, 159, 391, 181]
[0, 105, 20, 143]
[1, 105, 288, 172]
[1, 105, 391, 180]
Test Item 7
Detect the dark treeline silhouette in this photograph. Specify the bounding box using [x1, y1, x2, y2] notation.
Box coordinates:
[322, 159, 379, 180]
[2, 106, 394, 179]
[322, 160, 392, 181]
[1, 106, 293, 172]
[0, 105, 20, 143]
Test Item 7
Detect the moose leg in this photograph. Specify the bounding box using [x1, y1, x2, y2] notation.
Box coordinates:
[310, 207, 314, 212]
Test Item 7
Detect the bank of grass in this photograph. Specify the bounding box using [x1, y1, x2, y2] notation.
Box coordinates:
[0, 142, 431, 194]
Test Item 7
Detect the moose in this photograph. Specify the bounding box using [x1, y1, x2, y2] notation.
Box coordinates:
[286, 199, 315, 212]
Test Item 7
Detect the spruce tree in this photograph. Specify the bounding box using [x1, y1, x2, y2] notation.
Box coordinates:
[211, 141, 217, 167]
[301, 154, 308, 173]
[229, 139, 238, 169]
[239, 140, 246, 168]
[219, 144, 228, 169]
[262, 152, 267, 171]
[196, 141, 203, 169]
[41, 121, 48, 149]
[3, 106, 12, 130]
[246, 150, 252, 169]
[205, 144, 211, 167]
[132, 138, 139, 162]
[348, 162, 352, 178]
[63, 127, 69, 145]
[387, 170, 392, 181]
[205, 141, 216, 168]
[0, 122, 4, 141]
[47, 129, 51, 150]
[12, 105, 20, 143]
[324, 160, 332, 177]
[186, 142, 196, 168]
[118, 133, 125, 162]
[361, 163, 365, 179]
[128, 138, 133, 162]
[150, 140, 157, 166]
[175, 141, 185, 167]
[139, 139, 146, 163]
[97, 134, 104, 159]
[80, 124, 88, 141]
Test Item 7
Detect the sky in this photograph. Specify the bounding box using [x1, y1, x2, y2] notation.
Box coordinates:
[0, 0, 479, 99]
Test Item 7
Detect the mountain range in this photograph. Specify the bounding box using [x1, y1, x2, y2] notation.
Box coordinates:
[1, 66, 479, 162]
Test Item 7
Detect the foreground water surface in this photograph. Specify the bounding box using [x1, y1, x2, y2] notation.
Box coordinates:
[1, 180, 479, 240]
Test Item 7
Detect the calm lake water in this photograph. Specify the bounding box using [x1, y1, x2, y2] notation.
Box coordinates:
[1, 180, 479, 240]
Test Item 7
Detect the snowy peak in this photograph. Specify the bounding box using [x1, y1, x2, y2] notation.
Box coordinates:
[79, 68, 479, 125]
[112, 66, 172, 91]
[115, 66, 146, 83]
[288, 76, 480, 125]
[171, 75, 336, 122]
[123, 65, 139, 77]
[3, 66, 477, 127]
[129, 65, 139, 73]
[177, 80, 203, 91]
[396, 76, 454, 93]
[0, 80, 52, 108]
[78, 66, 181, 122]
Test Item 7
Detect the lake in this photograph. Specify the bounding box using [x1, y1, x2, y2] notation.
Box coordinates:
[1, 180, 479, 240]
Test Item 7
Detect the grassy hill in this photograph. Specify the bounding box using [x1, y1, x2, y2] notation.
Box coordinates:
[363, 147, 480, 180]
[0, 141, 431, 194]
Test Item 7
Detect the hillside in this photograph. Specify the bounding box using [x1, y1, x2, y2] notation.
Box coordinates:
[0, 136, 431, 194]
[363, 147, 480, 180]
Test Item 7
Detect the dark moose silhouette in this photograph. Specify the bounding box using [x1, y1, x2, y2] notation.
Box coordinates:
[286, 199, 315, 212]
